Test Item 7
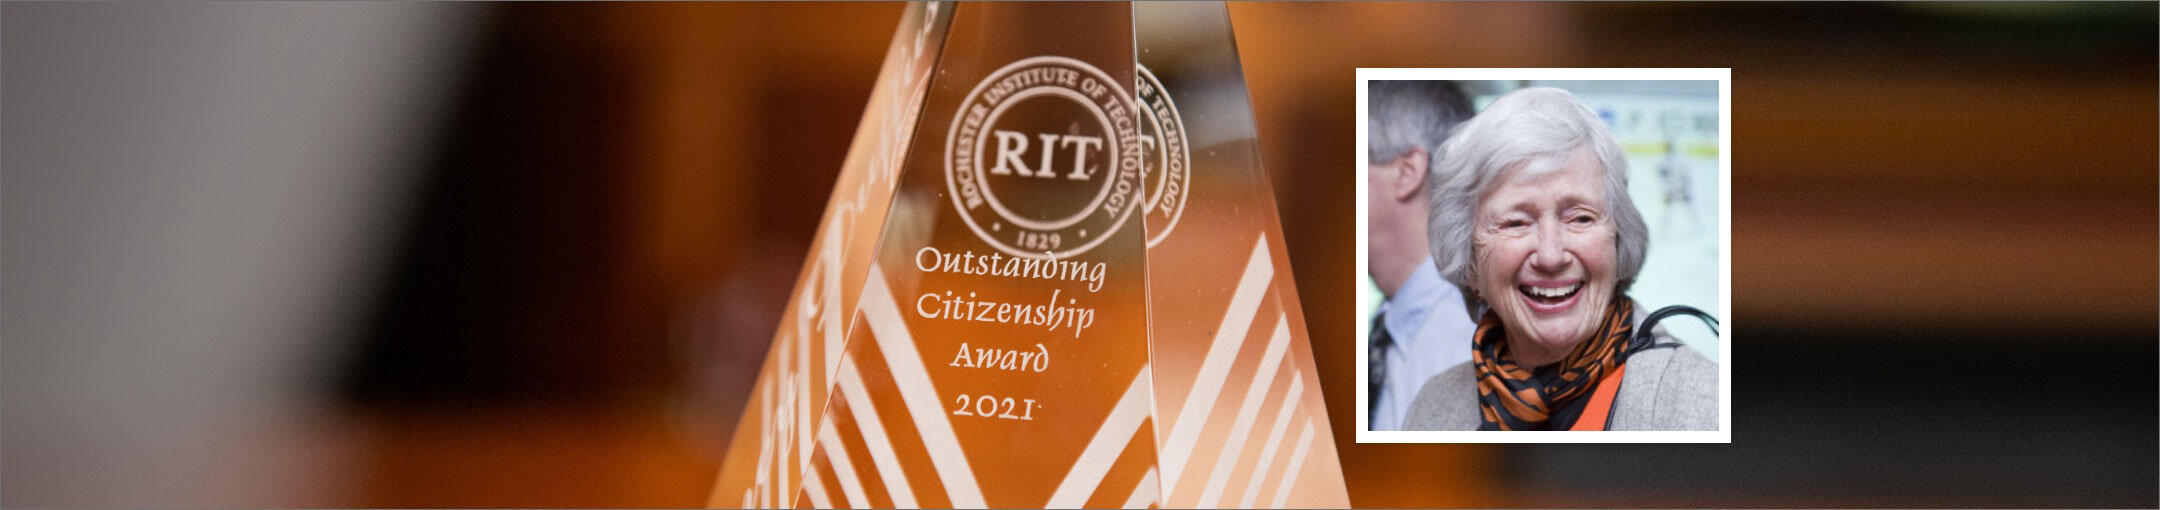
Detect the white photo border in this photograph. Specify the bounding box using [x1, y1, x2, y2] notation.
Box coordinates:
[1354, 67, 1733, 444]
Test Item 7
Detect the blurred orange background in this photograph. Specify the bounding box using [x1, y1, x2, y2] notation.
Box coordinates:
[3, 2, 2152, 508]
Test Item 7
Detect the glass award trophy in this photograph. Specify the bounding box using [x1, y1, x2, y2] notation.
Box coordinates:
[708, 3, 1349, 508]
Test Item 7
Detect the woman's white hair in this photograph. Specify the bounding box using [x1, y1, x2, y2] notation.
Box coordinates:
[1427, 87, 1648, 295]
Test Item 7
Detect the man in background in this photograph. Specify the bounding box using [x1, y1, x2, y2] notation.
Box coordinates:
[1366, 80, 1477, 431]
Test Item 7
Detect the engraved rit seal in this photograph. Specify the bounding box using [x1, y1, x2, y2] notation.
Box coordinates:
[1136, 64, 1191, 248]
[947, 56, 1143, 260]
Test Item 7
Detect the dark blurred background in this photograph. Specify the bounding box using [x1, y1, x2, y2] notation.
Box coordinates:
[3, 2, 2153, 508]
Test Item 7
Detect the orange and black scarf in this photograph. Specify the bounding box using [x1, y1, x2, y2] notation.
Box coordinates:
[1471, 299, 1634, 431]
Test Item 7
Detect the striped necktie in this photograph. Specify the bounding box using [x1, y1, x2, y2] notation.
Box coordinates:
[1368, 311, 1391, 416]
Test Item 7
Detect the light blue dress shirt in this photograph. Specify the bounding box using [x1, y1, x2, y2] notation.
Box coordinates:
[1370, 258, 1479, 430]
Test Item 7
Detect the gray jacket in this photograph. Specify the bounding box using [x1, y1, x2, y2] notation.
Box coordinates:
[1400, 307, 1719, 431]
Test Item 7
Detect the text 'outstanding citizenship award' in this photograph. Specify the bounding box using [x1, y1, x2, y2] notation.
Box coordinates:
[709, 3, 1349, 508]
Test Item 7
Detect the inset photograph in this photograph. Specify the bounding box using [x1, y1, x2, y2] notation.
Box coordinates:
[1356, 69, 1730, 442]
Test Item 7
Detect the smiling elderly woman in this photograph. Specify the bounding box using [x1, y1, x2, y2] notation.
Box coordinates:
[1403, 88, 1717, 431]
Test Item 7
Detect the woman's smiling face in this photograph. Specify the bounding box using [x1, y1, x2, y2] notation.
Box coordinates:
[1471, 148, 1619, 367]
